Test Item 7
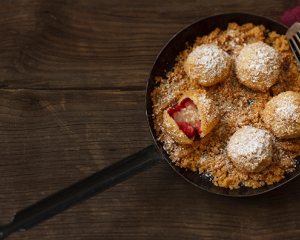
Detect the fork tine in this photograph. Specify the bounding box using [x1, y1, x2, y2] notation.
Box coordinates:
[289, 40, 300, 66]
[286, 22, 300, 39]
[289, 37, 300, 66]
[285, 22, 300, 66]
[291, 37, 300, 54]
[295, 32, 300, 43]
[286, 22, 300, 66]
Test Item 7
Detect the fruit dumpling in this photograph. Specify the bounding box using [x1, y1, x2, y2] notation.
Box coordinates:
[262, 91, 300, 139]
[235, 41, 281, 92]
[183, 44, 231, 87]
[227, 126, 273, 173]
[163, 91, 219, 144]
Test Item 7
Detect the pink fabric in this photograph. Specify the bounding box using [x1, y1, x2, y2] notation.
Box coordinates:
[281, 4, 300, 27]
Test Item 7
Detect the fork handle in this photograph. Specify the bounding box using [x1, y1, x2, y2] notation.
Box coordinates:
[0, 144, 164, 239]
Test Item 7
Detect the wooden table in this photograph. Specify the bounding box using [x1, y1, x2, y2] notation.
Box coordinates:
[0, 0, 299, 239]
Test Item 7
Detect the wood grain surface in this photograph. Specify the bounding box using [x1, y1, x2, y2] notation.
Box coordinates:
[0, 0, 300, 239]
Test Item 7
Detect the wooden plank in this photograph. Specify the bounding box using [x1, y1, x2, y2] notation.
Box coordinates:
[0, 89, 300, 239]
[0, 89, 152, 220]
[0, 0, 300, 239]
[0, 0, 289, 90]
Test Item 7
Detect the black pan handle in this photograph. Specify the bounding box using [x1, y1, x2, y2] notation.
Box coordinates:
[0, 144, 164, 239]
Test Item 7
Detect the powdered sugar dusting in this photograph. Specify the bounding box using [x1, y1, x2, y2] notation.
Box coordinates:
[236, 41, 281, 91]
[275, 96, 298, 120]
[184, 44, 230, 86]
[189, 44, 227, 76]
[227, 126, 273, 172]
[229, 127, 270, 159]
[263, 91, 300, 139]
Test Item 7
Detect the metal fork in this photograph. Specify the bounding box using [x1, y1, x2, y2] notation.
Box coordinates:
[286, 22, 300, 66]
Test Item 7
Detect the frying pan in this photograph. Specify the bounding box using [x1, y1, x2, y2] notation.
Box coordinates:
[1, 12, 300, 239]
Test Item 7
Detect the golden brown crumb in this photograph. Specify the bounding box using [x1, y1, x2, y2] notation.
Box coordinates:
[151, 22, 300, 189]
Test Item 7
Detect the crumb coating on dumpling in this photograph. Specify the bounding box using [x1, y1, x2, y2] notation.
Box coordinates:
[184, 44, 231, 87]
[263, 91, 300, 139]
[227, 126, 273, 173]
[235, 41, 281, 92]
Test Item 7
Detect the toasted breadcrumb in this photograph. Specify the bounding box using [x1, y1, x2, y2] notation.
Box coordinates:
[151, 22, 300, 189]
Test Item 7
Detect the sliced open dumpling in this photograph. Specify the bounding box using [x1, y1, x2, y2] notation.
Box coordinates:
[163, 91, 219, 144]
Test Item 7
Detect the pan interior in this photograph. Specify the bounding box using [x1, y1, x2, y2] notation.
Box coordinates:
[146, 13, 300, 196]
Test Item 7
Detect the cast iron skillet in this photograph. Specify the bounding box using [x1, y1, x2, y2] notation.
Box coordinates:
[1, 12, 300, 239]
